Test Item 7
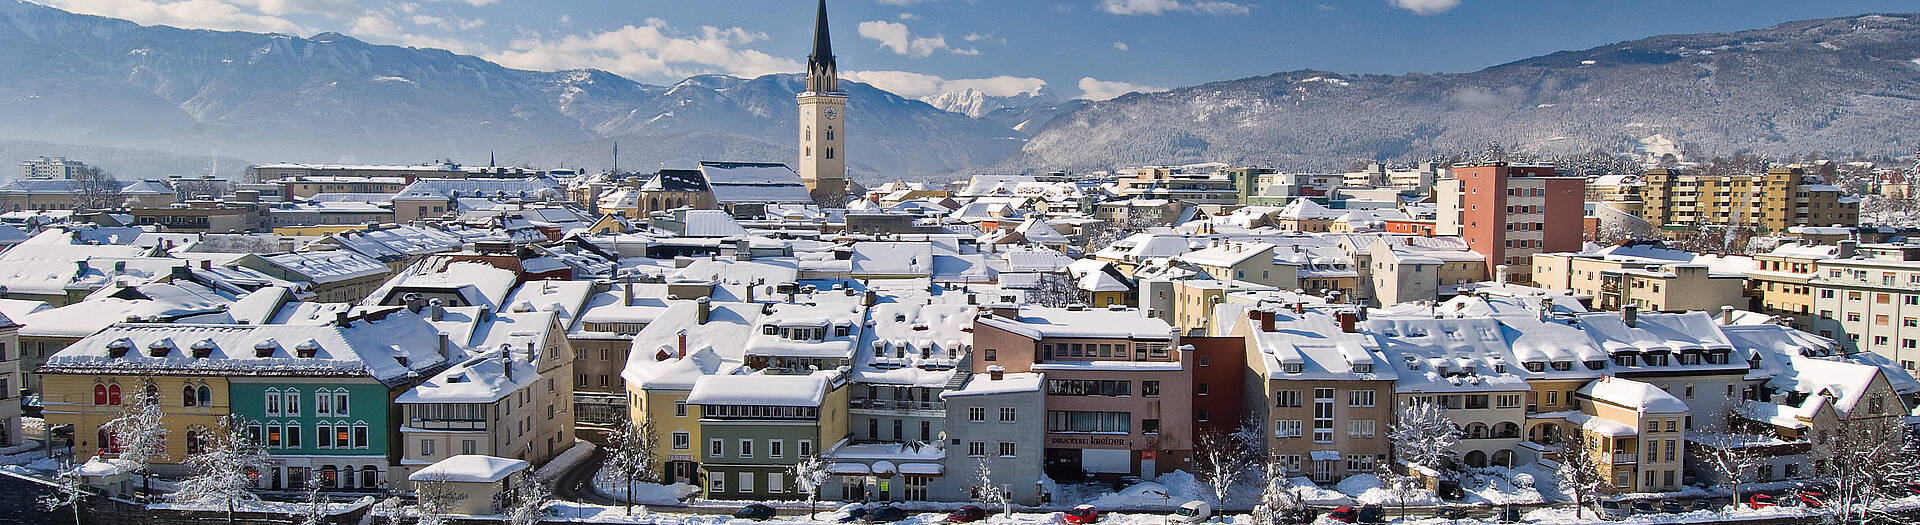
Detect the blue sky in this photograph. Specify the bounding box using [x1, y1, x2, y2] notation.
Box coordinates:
[35, 0, 1920, 101]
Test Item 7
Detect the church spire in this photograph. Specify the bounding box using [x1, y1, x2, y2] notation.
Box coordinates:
[806, 0, 838, 93]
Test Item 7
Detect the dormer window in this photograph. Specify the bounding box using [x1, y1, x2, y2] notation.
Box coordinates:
[1524, 362, 1545, 373]
[1352, 364, 1373, 374]
[1282, 363, 1303, 374]
[763, 325, 778, 335]
[1551, 361, 1573, 371]
[895, 314, 907, 322]
[835, 325, 849, 337]
[1584, 360, 1607, 370]
[1405, 356, 1421, 371]
[1493, 364, 1507, 374]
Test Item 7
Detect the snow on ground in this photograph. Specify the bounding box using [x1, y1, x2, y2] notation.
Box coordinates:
[1457, 467, 1546, 505]
[1334, 474, 1431, 506]
[535, 439, 596, 482]
[590, 464, 700, 505]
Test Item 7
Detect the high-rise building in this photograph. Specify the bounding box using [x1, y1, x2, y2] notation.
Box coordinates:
[1434, 163, 1585, 283]
[17, 156, 97, 180]
[796, 0, 848, 205]
[1634, 167, 1857, 233]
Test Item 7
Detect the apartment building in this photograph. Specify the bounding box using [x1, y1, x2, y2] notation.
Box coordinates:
[1745, 242, 1846, 330]
[1234, 307, 1396, 483]
[1634, 167, 1858, 233]
[1573, 378, 1688, 493]
[971, 305, 1191, 481]
[1114, 167, 1241, 212]
[395, 308, 576, 489]
[1435, 163, 1585, 283]
[686, 371, 849, 500]
[1808, 243, 1920, 367]
[1531, 242, 1748, 312]
[1370, 317, 1528, 469]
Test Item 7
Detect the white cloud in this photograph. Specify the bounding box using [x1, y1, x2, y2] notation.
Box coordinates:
[1387, 0, 1460, 15]
[1112, 41, 1128, 51]
[897, 12, 917, 20]
[488, 18, 802, 80]
[1076, 77, 1165, 101]
[1097, 0, 1249, 15]
[39, 0, 310, 33]
[844, 70, 1045, 99]
[229, 0, 359, 17]
[856, 20, 974, 58]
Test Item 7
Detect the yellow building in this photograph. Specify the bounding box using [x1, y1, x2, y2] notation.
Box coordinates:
[1632, 167, 1857, 234]
[1572, 378, 1688, 493]
[40, 373, 228, 474]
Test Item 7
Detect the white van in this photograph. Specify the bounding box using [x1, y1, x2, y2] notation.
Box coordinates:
[1167, 501, 1213, 524]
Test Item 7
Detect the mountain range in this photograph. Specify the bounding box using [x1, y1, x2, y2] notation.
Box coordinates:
[0, 0, 1913, 181]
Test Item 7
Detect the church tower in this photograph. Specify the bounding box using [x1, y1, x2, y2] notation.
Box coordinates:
[797, 0, 848, 205]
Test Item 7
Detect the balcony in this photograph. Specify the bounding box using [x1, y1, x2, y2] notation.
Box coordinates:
[1603, 453, 1637, 464]
[849, 398, 946, 413]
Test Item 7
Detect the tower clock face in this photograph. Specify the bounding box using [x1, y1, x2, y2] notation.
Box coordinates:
[824, 107, 838, 120]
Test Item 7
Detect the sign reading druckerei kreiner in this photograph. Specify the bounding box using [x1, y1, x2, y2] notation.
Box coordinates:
[1047, 436, 1129, 447]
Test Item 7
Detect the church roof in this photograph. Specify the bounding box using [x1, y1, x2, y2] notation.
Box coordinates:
[810, 0, 835, 72]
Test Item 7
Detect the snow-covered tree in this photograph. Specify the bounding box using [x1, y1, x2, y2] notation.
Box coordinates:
[1193, 428, 1255, 519]
[507, 475, 553, 525]
[1812, 415, 1918, 525]
[173, 414, 270, 525]
[1553, 429, 1609, 520]
[412, 475, 455, 525]
[601, 418, 660, 514]
[371, 497, 405, 525]
[1373, 464, 1423, 520]
[1697, 402, 1772, 513]
[299, 476, 329, 525]
[1249, 454, 1305, 525]
[1388, 400, 1460, 481]
[38, 459, 88, 525]
[970, 456, 1010, 517]
[790, 451, 832, 518]
[103, 379, 168, 501]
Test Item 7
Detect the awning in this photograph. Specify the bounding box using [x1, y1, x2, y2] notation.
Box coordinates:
[870, 461, 897, 475]
[1310, 450, 1342, 461]
[829, 463, 870, 475]
[900, 463, 943, 475]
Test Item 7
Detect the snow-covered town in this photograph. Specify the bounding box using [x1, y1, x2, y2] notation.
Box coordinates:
[3, 3, 1920, 525]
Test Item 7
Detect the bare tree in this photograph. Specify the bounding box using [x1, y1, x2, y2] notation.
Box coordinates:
[38, 458, 88, 525]
[1553, 429, 1610, 521]
[71, 169, 123, 211]
[1024, 272, 1083, 307]
[173, 414, 270, 525]
[103, 379, 168, 501]
[790, 451, 833, 518]
[1374, 463, 1424, 520]
[1389, 400, 1460, 482]
[412, 475, 456, 525]
[1695, 402, 1771, 513]
[299, 476, 329, 525]
[1812, 415, 1918, 525]
[969, 456, 1010, 517]
[1194, 427, 1256, 519]
[601, 418, 660, 514]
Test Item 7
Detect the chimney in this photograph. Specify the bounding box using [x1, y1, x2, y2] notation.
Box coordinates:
[1261, 310, 1276, 332]
[1838, 240, 1858, 259]
[622, 281, 634, 306]
[1337, 311, 1357, 333]
[696, 297, 712, 325]
[988, 365, 1005, 381]
[1293, 302, 1304, 314]
[404, 293, 425, 313]
[1721, 305, 1734, 325]
[735, 238, 752, 261]
[1623, 303, 1638, 328]
[427, 299, 445, 321]
[438, 332, 452, 361]
[501, 350, 514, 381]
[200, 259, 212, 270]
[677, 328, 689, 359]
[1494, 264, 1509, 286]
[479, 305, 493, 322]
[863, 290, 878, 307]
[967, 293, 977, 305]
[335, 311, 350, 327]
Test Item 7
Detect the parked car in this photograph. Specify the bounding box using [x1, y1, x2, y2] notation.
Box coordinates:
[1064, 505, 1100, 525]
[1691, 499, 1715, 512]
[1435, 507, 1468, 520]
[1660, 500, 1685, 514]
[1797, 489, 1827, 508]
[1437, 480, 1467, 500]
[734, 503, 777, 521]
[1326, 506, 1359, 523]
[1356, 505, 1386, 524]
[1494, 506, 1523, 523]
[1631, 501, 1655, 515]
[1273, 507, 1318, 525]
[864, 506, 908, 523]
[1167, 501, 1212, 524]
[946, 505, 987, 524]
[1747, 493, 1776, 509]
[838, 505, 870, 523]
[1599, 499, 1629, 520]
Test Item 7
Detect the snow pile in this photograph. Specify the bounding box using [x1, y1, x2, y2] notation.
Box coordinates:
[1335, 474, 1434, 506]
[1458, 467, 1546, 505]
[590, 464, 700, 505]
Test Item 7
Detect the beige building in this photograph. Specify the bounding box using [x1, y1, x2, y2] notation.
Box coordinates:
[395, 309, 577, 489]
[1531, 243, 1748, 312]
[1234, 307, 1395, 483]
[1572, 378, 1688, 493]
[1745, 242, 1846, 330]
[1807, 243, 1920, 367]
[1633, 167, 1858, 234]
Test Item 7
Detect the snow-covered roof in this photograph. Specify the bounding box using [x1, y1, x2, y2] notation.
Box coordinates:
[43, 310, 449, 384]
[746, 302, 865, 359]
[851, 242, 935, 276]
[1179, 242, 1274, 268]
[1365, 318, 1529, 393]
[977, 306, 1175, 340]
[258, 251, 390, 284]
[1250, 308, 1397, 382]
[699, 162, 814, 204]
[685, 371, 836, 407]
[410, 455, 529, 483]
[1579, 377, 1688, 414]
[620, 301, 763, 390]
[850, 302, 975, 387]
[943, 371, 1042, 397]
[363, 259, 519, 310]
[397, 346, 539, 404]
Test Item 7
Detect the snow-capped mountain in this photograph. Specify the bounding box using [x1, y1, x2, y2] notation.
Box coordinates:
[920, 88, 1054, 119]
[1001, 13, 1920, 173]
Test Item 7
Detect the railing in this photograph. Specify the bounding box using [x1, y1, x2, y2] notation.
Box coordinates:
[849, 399, 945, 411]
[1604, 453, 1637, 464]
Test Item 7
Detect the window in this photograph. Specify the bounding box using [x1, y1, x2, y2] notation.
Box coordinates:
[354, 424, 368, 448]
[1313, 388, 1335, 443]
[1276, 390, 1302, 407]
[334, 392, 350, 415]
[1348, 390, 1375, 407]
[738, 472, 754, 493]
[709, 439, 724, 458]
[968, 441, 986, 456]
[739, 439, 753, 458]
[316, 424, 331, 449]
[1142, 381, 1160, 397]
[673, 432, 690, 450]
[710, 475, 725, 493]
[316, 391, 332, 416]
[1000, 407, 1016, 422]
[768, 472, 784, 494]
[998, 442, 1017, 457]
[799, 440, 813, 457]
[1197, 383, 1209, 396]
[770, 439, 784, 459]
[285, 423, 301, 448]
[675, 401, 687, 417]
[1347, 419, 1376, 438]
[419, 439, 434, 457]
[1495, 394, 1522, 409]
[1346, 454, 1376, 473]
[1046, 411, 1132, 433]
[266, 391, 281, 415]
[983, 349, 996, 361]
[969, 407, 986, 422]
[1275, 420, 1302, 438]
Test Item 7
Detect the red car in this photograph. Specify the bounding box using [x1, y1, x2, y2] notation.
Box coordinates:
[1797, 490, 1826, 508]
[946, 505, 987, 523]
[1747, 493, 1775, 509]
[1064, 505, 1099, 525]
[1327, 506, 1358, 523]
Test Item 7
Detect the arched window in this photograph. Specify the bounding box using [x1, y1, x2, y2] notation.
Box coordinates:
[183, 385, 198, 407]
[198, 386, 212, 406]
[321, 465, 338, 488]
[185, 428, 205, 455]
[825, 126, 834, 141]
[145, 382, 158, 402]
[107, 384, 121, 405]
[360, 466, 379, 489]
[94, 384, 107, 405]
